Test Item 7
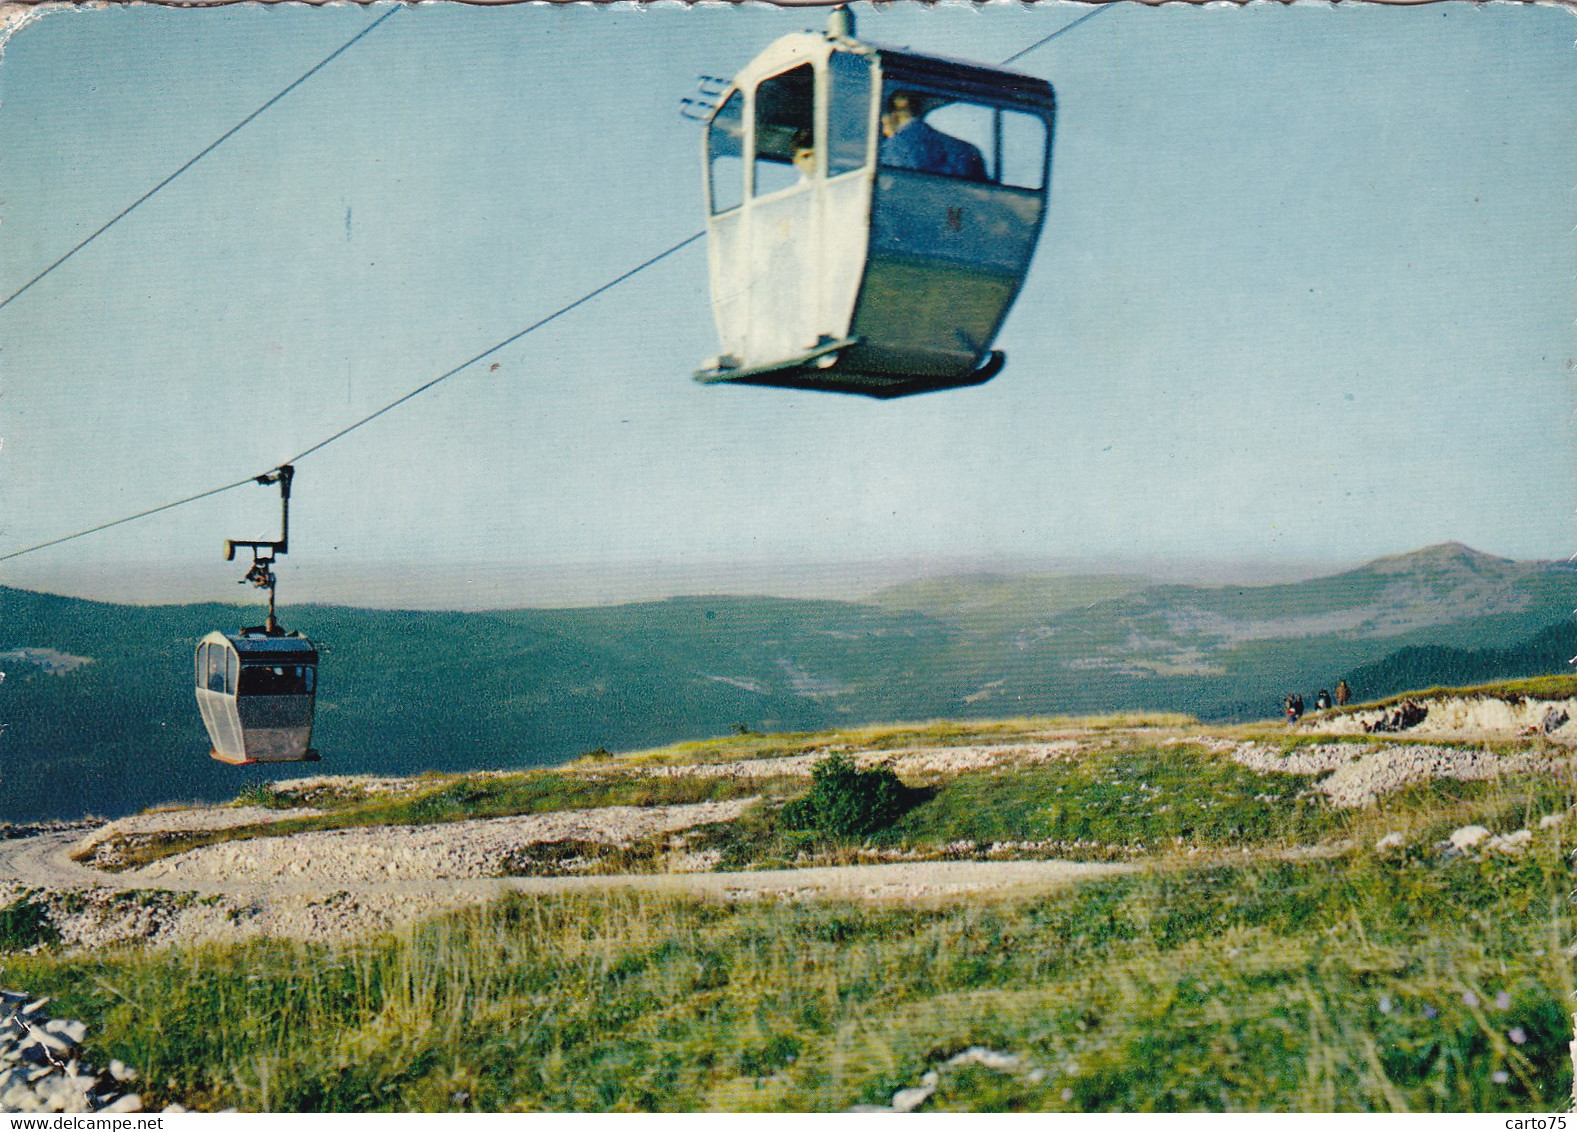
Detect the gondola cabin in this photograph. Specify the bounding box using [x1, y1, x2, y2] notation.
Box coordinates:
[195, 630, 319, 765]
[694, 8, 1056, 398]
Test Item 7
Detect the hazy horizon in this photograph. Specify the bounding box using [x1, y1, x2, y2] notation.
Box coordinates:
[2, 4, 1573, 597]
[0, 539, 1547, 613]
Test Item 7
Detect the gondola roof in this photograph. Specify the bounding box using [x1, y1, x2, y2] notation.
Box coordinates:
[203, 629, 318, 662]
[726, 30, 1055, 111]
[862, 44, 1055, 108]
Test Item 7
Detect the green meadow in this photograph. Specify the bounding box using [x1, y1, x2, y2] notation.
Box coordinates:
[8, 711, 1574, 1112]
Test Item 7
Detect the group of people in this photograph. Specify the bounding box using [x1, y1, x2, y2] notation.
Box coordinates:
[1365, 700, 1427, 734]
[1283, 680, 1352, 724]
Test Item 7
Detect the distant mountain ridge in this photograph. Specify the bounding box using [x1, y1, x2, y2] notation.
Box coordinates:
[868, 574, 1148, 635]
[1, 543, 1571, 820]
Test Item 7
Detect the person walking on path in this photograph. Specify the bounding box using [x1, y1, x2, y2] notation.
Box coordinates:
[1335, 680, 1351, 707]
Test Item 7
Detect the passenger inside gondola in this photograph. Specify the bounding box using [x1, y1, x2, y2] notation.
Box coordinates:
[879, 91, 987, 181]
[753, 64, 815, 196]
[791, 128, 816, 181]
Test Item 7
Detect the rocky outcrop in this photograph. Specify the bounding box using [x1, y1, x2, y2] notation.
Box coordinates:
[0, 990, 154, 1114]
[1222, 739, 1557, 808]
[1305, 696, 1577, 745]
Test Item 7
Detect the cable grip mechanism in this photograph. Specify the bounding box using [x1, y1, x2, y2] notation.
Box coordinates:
[223, 465, 294, 636]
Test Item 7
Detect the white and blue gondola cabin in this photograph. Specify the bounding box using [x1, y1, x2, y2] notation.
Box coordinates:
[195, 630, 318, 765]
[694, 10, 1056, 398]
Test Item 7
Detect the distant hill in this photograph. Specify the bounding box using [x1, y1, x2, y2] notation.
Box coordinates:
[1337, 619, 1577, 704]
[2, 542, 1572, 820]
[868, 574, 1147, 635]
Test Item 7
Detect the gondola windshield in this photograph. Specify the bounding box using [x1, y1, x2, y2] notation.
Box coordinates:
[707, 91, 744, 214]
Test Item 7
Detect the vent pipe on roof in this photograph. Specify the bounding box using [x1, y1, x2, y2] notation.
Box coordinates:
[827, 5, 854, 41]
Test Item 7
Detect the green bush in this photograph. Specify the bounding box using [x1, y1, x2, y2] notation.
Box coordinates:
[780, 754, 908, 837]
[235, 782, 286, 809]
[0, 899, 58, 951]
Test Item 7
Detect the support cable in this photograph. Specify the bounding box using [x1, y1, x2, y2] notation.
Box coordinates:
[0, 478, 260, 564]
[283, 230, 704, 466]
[0, 6, 401, 315]
[0, 6, 1116, 564]
[0, 231, 705, 564]
[999, 5, 1112, 67]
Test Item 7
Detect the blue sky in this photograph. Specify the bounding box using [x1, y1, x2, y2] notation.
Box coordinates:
[1, 2, 1573, 608]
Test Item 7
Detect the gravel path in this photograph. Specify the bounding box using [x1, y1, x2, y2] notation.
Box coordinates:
[117, 800, 755, 885]
[0, 828, 1130, 946]
[5, 725, 1564, 947]
[72, 805, 321, 857]
[625, 741, 1086, 780]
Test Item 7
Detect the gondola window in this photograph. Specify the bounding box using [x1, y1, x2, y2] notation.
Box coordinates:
[826, 53, 872, 177]
[753, 64, 815, 197]
[708, 90, 744, 214]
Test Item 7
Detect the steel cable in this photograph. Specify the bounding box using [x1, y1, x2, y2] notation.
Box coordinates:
[0, 6, 1114, 564]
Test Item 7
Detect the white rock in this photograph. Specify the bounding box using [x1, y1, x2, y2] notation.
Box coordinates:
[891, 1084, 936, 1113]
[2, 1083, 42, 1111]
[1450, 825, 1490, 851]
[99, 1094, 143, 1113]
[946, 1047, 1020, 1071]
[1375, 832, 1405, 852]
[44, 1019, 87, 1045]
[57, 1078, 97, 1113]
[1489, 829, 1533, 854]
[108, 1060, 137, 1083]
[19, 1031, 70, 1058]
[1539, 813, 1566, 829]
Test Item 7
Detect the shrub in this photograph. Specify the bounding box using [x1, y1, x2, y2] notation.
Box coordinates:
[0, 899, 58, 951]
[235, 782, 283, 809]
[780, 754, 908, 838]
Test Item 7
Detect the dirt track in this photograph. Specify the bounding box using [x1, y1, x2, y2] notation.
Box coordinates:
[0, 827, 1132, 947]
[6, 720, 1564, 948]
[2, 828, 1123, 899]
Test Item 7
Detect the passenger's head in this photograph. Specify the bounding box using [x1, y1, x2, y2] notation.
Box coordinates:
[791, 127, 815, 177]
[881, 90, 924, 137]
